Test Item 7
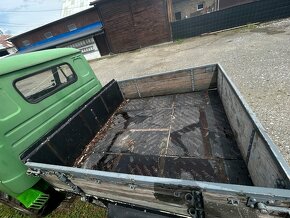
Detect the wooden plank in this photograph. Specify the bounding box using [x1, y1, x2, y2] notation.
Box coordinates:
[217, 68, 223, 95]
[136, 73, 192, 97]
[119, 66, 219, 98]
[118, 81, 139, 98]
[248, 133, 290, 188]
[193, 68, 217, 91]
[119, 69, 193, 98]
[219, 76, 254, 161]
[218, 70, 290, 188]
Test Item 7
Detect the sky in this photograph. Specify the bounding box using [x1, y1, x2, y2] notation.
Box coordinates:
[0, 0, 64, 36]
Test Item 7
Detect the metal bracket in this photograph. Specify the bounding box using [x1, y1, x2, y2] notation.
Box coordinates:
[55, 172, 86, 197]
[247, 197, 276, 208]
[133, 80, 141, 98]
[26, 168, 42, 177]
[227, 197, 240, 205]
[276, 178, 287, 189]
[185, 191, 204, 218]
[257, 202, 290, 215]
[247, 197, 290, 215]
[190, 69, 195, 91]
[128, 184, 136, 190]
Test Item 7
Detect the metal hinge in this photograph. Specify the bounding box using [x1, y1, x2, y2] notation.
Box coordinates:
[185, 191, 204, 218]
[257, 202, 290, 215]
[26, 168, 42, 177]
[55, 172, 86, 198]
[247, 197, 290, 215]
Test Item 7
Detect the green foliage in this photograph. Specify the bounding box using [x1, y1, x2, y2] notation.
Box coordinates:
[245, 23, 257, 30]
[0, 203, 26, 218]
[0, 198, 107, 218]
[174, 38, 184, 44]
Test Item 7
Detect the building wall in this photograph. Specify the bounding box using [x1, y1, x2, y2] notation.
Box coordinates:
[97, 0, 171, 53]
[11, 8, 100, 49]
[61, 0, 92, 17]
[173, 0, 216, 20]
[57, 36, 101, 60]
[219, 0, 256, 10]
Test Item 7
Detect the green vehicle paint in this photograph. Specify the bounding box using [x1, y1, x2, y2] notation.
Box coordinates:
[0, 48, 102, 208]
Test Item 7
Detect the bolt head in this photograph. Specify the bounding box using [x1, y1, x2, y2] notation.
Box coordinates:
[260, 209, 268, 214]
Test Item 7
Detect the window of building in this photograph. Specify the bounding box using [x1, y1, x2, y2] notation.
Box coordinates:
[67, 38, 94, 49]
[80, 46, 94, 54]
[22, 40, 31, 47]
[197, 3, 204, 11]
[44, 32, 53, 39]
[68, 24, 77, 31]
[175, 12, 181, 21]
[15, 64, 76, 103]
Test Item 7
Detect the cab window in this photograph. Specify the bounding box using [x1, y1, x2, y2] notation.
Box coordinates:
[15, 64, 76, 103]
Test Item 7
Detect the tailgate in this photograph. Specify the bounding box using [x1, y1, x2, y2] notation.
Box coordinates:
[26, 162, 290, 217]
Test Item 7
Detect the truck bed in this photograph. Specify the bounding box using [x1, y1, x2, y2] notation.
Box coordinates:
[80, 90, 252, 185]
[24, 64, 290, 218]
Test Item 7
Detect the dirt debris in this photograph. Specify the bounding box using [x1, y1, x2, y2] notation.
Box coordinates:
[90, 18, 290, 165]
[74, 100, 129, 167]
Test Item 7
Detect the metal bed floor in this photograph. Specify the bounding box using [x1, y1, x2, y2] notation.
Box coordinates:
[82, 90, 253, 185]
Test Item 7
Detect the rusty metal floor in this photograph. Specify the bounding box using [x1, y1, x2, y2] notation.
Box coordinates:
[82, 90, 253, 185]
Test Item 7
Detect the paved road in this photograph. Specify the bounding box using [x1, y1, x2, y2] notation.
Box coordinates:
[90, 18, 290, 165]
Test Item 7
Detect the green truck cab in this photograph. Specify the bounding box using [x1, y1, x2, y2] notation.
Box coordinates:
[0, 48, 101, 210]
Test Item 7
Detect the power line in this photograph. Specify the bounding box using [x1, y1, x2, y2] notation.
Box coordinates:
[0, 22, 34, 27]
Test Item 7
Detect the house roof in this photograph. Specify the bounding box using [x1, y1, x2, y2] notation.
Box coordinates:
[18, 21, 103, 53]
[0, 48, 80, 76]
[9, 7, 96, 41]
[0, 35, 14, 49]
[90, 0, 109, 5]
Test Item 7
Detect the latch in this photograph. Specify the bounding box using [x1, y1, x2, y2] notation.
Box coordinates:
[227, 197, 240, 205]
[185, 191, 204, 218]
[247, 197, 290, 215]
[55, 172, 86, 198]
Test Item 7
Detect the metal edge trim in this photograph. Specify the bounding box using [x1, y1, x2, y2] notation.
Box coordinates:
[26, 161, 290, 199]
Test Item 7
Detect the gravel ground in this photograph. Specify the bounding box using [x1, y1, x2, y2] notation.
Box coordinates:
[90, 18, 290, 165]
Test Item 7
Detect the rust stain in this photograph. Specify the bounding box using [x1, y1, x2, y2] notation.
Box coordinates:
[74, 100, 128, 167]
[199, 108, 212, 158]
